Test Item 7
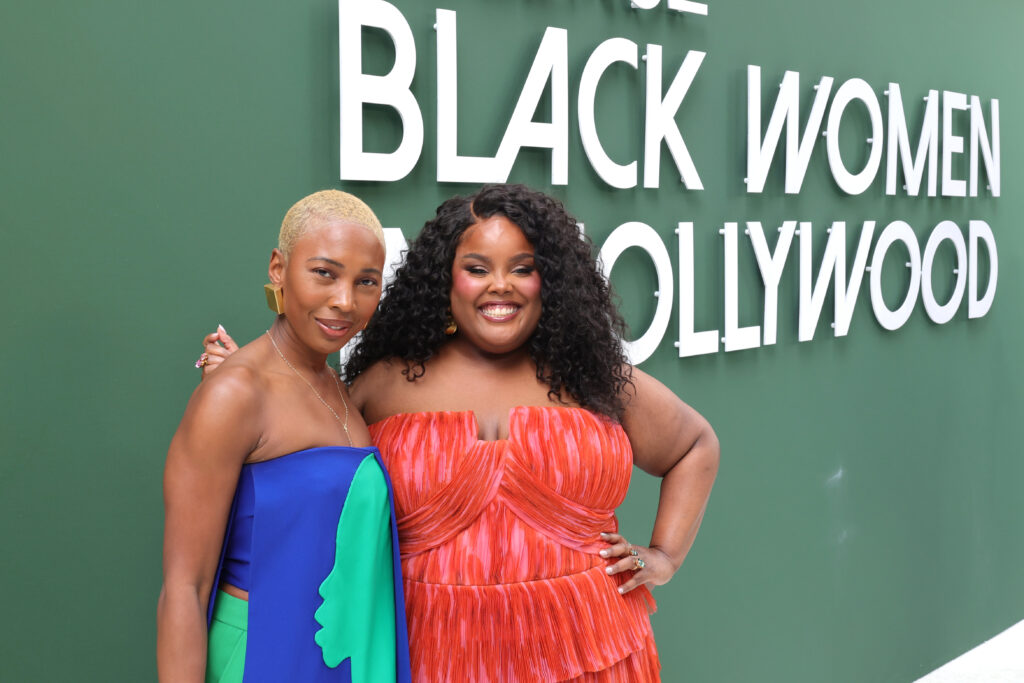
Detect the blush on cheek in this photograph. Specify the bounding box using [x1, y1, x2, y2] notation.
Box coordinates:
[450, 270, 483, 300]
[520, 274, 542, 300]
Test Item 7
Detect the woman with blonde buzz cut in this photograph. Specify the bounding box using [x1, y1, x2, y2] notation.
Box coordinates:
[158, 190, 411, 682]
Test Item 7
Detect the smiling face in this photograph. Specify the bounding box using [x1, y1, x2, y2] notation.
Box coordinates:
[449, 215, 543, 357]
[269, 219, 385, 355]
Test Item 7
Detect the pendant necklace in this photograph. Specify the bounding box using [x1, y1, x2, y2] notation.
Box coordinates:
[266, 330, 352, 446]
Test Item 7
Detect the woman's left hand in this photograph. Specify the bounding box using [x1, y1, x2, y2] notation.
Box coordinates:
[599, 531, 676, 595]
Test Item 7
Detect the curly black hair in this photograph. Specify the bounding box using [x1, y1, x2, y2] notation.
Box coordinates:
[344, 184, 633, 420]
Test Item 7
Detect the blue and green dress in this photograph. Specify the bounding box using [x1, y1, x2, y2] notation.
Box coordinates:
[205, 446, 411, 682]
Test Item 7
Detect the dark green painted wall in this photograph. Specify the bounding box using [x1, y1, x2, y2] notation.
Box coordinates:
[2, 1, 1021, 680]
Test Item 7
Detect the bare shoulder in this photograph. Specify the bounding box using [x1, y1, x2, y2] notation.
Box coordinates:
[349, 358, 410, 424]
[195, 343, 268, 405]
[192, 362, 263, 410]
[175, 344, 270, 451]
[620, 366, 674, 408]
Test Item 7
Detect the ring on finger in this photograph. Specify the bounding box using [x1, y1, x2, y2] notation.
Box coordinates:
[195, 353, 209, 369]
[629, 548, 639, 557]
[632, 556, 645, 571]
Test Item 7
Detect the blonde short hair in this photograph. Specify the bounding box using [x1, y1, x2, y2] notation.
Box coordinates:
[278, 190, 385, 258]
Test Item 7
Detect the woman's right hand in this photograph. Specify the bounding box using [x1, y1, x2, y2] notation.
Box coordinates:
[199, 325, 239, 379]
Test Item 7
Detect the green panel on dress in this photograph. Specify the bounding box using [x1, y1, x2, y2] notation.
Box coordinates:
[314, 454, 397, 682]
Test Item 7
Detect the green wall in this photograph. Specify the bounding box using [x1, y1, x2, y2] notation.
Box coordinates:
[2, 0, 1021, 680]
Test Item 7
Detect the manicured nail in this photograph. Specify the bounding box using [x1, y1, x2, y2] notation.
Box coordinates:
[218, 324, 226, 334]
[599, 550, 608, 557]
[600, 532, 609, 538]
[618, 587, 625, 594]
[606, 567, 613, 574]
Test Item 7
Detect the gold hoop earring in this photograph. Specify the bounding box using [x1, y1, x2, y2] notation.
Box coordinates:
[444, 309, 457, 335]
[264, 283, 285, 315]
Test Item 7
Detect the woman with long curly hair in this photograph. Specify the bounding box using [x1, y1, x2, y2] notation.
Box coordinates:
[200, 184, 718, 681]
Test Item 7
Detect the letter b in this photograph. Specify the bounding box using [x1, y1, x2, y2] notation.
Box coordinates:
[339, 0, 423, 181]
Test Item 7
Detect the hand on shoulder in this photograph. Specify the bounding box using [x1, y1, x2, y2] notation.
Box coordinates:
[198, 324, 239, 380]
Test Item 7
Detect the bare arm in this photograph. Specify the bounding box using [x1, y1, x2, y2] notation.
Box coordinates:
[156, 367, 262, 682]
[605, 367, 720, 594]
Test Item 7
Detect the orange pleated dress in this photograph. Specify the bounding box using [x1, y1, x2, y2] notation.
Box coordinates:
[368, 405, 660, 682]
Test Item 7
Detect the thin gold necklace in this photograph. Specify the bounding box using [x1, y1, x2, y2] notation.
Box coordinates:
[266, 330, 352, 446]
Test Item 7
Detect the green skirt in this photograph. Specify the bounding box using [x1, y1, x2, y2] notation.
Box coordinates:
[206, 591, 248, 683]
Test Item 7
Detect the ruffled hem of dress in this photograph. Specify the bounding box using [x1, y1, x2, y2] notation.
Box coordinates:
[403, 565, 657, 682]
[560, 633, 660, 682]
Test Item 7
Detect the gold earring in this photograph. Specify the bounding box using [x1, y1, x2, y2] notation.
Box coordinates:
[264, 283, 285, 315]
[444, 309, 457, 335]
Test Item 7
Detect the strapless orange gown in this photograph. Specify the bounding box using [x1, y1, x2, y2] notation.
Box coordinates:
[369, 405, 659, 682]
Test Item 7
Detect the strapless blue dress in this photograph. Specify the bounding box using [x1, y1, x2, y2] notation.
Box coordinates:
[208, 446, 411, 682]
